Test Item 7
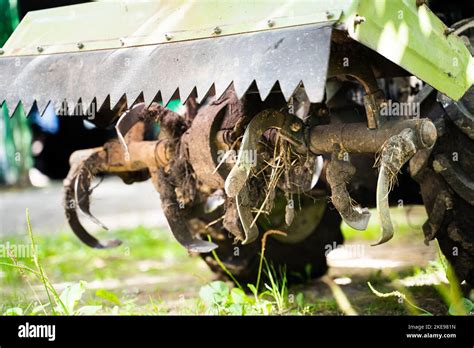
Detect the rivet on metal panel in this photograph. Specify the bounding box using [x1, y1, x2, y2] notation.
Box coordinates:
[37, 46, 44, 53]
[444, 27, 455, 36]
[267, 19, 275, 28]
[354, 15, 366, 25]
[165, 33, 173, 41]
[77, 42, 84, 49]
[119, 38, 125, 46]
[213, 26, 222, 35]
[325, 11, 334, 20]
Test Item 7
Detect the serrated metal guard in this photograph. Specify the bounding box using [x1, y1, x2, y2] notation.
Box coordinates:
[0, 23, 333, 117]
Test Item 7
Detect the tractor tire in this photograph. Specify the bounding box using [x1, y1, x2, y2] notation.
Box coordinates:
[196, 205, 343, 285]
[416, 86, 474, 287]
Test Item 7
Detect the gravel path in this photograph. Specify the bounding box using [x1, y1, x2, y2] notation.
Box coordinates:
[0, 177, 169, 237]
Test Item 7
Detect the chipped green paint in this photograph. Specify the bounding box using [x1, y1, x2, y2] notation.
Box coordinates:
[0, 0, 472, 100]
[1, 0, 346, 56]
[341, 0, 473, 101]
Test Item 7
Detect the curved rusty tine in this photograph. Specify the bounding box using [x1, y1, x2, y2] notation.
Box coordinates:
[152, 169, 218, 253]
[116, 102, 185, 156]
[204, 189, 226, 214]
[235, 186, 259, 244]
[74, 151, 109, 230]
[222, 197, 245, 241]
[373, 120, 436, 245]
[374, 165, 395, 246]
[310, 155, 324, 189]
[63, 149, 121, 249]
[64, 182, 122, 249]
[373, 128, 417, 246]
[225, 109, 304, 198]
[115, 103, 146, 154]
[326, 146, 371, 231]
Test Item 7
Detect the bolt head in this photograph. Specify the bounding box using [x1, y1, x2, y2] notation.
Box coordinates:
[290, 122, 302, 132]
[213, 26, 222, 35]
[444, 27, 455, 36]
[37, 46, 44, 53]
[165, 33, 173, 41]
[419, 120, 437, 148]
[317, 107, 329, 117]
[432, 160, 445, 173]
[77, 42, 84, 49]
[267, 19, 275, 28]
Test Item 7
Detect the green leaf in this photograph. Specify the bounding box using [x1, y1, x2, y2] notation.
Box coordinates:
[32, 303, 50, 314]
[230, 288, 247, 304]
[205, 305, 220, 315]
[296, 292, 305, 308]
[199, 281, 229, 306]
[466, 299, 474, 311]
[75, 305, 102, 315]
[4, 307, 23, 316]
[247, 284, 258, 297]
[256, 300, 273, 315]
[448, 298, 474, 316]
[58, 281, 86, 314]
[227, 303, 245, 315]
[244, 305, 261, 315]
[258, 290, 272, 299]
[96, 289, 122, 306]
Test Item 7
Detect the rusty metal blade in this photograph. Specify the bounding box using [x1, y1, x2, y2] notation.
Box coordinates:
[0, 24, 332, 118]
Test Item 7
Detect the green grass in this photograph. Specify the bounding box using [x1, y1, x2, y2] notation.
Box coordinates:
[1, 206, 472, 316]
[2, 226, 193, 285]
[1, 216, 211, 315]
[341, 206, 427, 242]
